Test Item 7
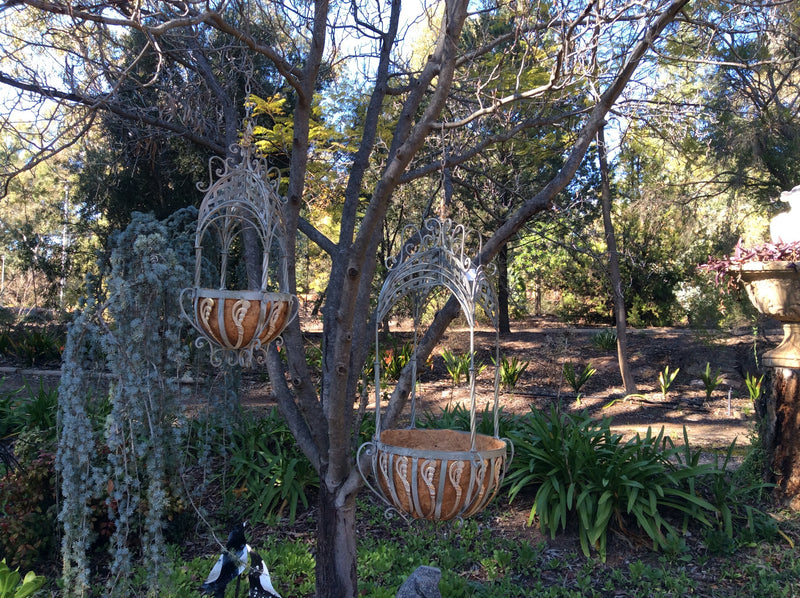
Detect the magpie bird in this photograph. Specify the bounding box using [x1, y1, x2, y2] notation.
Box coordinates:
[201, 521, 249, 598]
[247, 548, 282, 598]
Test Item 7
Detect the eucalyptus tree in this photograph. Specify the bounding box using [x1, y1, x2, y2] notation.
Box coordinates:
[0, 143, 92, 308]
[684, 0, 800, 202]
[1, 0, 704, 595]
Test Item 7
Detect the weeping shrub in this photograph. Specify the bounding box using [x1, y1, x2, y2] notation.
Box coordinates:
[57, 209, 239, 596]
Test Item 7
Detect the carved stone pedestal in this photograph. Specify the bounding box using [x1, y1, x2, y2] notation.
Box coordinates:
[759, 368, 800, 509]
[739, 262, 800, 508]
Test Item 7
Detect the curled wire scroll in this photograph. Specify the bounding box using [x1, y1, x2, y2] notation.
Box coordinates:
[373, 217, 501, 445]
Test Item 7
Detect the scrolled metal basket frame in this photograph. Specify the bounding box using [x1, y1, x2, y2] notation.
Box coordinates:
[358, 217, 513, 521]
[181, 122, 298, 367]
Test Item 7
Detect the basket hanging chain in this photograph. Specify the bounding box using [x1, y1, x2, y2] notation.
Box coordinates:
[493, 327, 501, 438]
[468, 308, 477, 451]
[437, 122, 454, 221]
[409, 291, 422, 428]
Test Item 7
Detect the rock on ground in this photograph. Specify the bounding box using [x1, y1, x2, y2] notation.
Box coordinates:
[395, 565, 442, 598]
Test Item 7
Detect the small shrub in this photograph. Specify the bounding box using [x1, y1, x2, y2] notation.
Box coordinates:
[0, 559, 45, 598]
[420, 401, 470, 430]
[420, 402, 520, 438]
[11, 329, 62, 367]
[658, 365, 679, 399]
[562, 362, 596, 397]
[0, 308, 16, 329]
[221, 409, 318, 524]
[0, 450, 57, 569]
[690, 438, 777, 553]
[495, 355, 529, 391]
[441, 349, 484, 386]
[745, 372, 764, 402]
[506, 407, 716, 561]
[382, 342, 412, 381]
[441, 349, 470, 386]
[700, 362, 721, 400]
[0, 333, 14, 359]
[590, 329, 617, 351]
[0, 388, 24, 440]
[305, 342, 322, 372]
[21, 383, 58, 437]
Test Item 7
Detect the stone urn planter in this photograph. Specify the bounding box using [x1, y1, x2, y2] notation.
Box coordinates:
[703, 185, 800, 509]
[742, 260, 800, 508]
[739, 262, 800, 368]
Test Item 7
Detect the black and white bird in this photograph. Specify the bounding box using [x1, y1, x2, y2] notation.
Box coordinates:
[201, 521, 249, 598]
[247, 548, 282, 598]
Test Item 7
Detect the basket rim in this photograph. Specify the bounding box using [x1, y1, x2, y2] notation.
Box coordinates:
[192, 288, 296, 301]
[376, 428, 508, 461]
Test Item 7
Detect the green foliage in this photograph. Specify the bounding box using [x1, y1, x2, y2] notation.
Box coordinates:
[494, 355, 529, 391]
[695, 439, 777, 554]
[0, 450, 57, 569]
[658, 366, 679, 399]
[0, 334, 14, 361]
[10, 329, 63, 367]
[382, 341, 413, 382]
[562, 362, 596, 395]
[440, 349, 484, 386]
[221, 409, 318, 524]
[122, 493, 799, 597]
[700, 362, 721, 400]
[0, 560, 45, 598]
[590, 330, 617, 351]
[20, 383, 58, 436]
[506, 408, 717, 561]
[745, 372, 764, 402]
[0, 381, 57, 442]
[419, 401, 520, 439]
[0, 326, 64, 368]
[441, 349, 469, 386]
[0, 387, 25, 441]
[305, 342, 323, 373]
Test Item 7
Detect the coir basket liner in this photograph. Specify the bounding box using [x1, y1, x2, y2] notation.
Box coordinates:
[374, 428, 507, 521]
[193, 289, 294, 349]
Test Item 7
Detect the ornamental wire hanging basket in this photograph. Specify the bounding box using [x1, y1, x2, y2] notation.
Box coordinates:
[181, 123, 297, 367]
[357, 218, 512, 521]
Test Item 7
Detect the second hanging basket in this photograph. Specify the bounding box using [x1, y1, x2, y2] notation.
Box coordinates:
[358, 218, 512, 521]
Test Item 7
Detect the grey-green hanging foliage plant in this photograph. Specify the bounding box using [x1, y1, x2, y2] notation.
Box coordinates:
[56, 209, 232, 597]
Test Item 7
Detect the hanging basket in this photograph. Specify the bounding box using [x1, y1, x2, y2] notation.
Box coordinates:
[358, 218, 512, 522]
[188, 288, 296, 350]
[181, 124, 297, 367]
[361, 429, 507, 521]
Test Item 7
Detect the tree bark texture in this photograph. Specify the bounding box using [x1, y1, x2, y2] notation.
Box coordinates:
[498, 244, 511, 335]
[315, 484, 358, 597]
[759, 368, 800, 509]
[597, 126, 636, 394]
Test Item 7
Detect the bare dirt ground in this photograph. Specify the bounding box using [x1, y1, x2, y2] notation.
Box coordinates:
[236, 318, 781, 579]
[1, 317, 765, 451]
[239, 317, 766, 453]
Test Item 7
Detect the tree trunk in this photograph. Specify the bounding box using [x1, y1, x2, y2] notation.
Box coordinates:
[315, 484, 358, 597]
[597, 126, 637, 394]
[498, 243, 511, 335]
[759, 368, 800, 509]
